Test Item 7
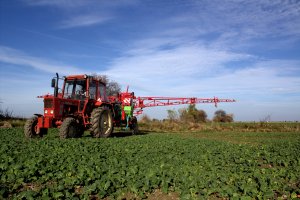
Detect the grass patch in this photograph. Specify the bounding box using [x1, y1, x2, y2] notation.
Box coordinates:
[139, 121, 300, 133]
[180, 131, 300, 145]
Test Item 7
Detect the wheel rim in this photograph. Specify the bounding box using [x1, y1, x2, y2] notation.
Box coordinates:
[100, 110, 111, 135]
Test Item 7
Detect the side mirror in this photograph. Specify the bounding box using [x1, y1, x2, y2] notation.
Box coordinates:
[51, 78, 56, 88]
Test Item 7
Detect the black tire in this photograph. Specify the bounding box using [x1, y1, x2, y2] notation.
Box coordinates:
[24, 116, 43, 138]
[130, 116, 139, 135]
[78, 124, 85, 137]
[91, 107, 113, 138]
[40, 128, 48, 135]
[59, 117, 81, 139]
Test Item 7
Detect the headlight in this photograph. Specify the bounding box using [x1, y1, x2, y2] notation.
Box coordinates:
[45, 110, 48, 114]
[50, 110, 54, 114]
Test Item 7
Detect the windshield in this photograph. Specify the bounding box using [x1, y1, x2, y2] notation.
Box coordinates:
[63, 79, 86, 100]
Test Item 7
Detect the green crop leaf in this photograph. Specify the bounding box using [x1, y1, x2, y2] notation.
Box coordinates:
[241, 196, 252, 200]
[104, 181, 111, 191]
[1, 128, 300, 199]
[52, 191, 64, 199]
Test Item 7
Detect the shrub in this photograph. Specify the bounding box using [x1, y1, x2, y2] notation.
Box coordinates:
[213, 110, 234, 122]
[179, 104, 207, 123]
[140, 114, 151, 123]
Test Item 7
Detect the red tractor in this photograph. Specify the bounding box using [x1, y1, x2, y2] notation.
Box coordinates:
[24, 73, 235, 139]
[24, 73, 138, 139]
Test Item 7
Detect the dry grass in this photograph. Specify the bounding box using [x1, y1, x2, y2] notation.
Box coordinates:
[0, 119, 26, 128]
[138, 120, 300, 133]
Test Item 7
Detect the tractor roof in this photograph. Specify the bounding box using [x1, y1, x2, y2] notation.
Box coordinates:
[65, 75, 87, 80]
[65, 74, 106, 84]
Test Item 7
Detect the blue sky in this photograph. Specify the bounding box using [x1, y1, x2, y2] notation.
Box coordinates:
[0, 0, 300, 121]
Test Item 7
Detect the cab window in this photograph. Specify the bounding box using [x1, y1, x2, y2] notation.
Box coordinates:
[98, 83, 108, 101]
[64, 80, 74, 99]
[63, 79, 86, 100]
[74, 80, 86, 100]
[89, 81, 96, 99]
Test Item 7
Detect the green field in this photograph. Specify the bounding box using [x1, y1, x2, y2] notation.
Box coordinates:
[1, 127, 300, 199]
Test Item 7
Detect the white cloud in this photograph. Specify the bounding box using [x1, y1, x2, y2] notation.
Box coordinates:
[59, 14, 112, 29]
[102, 37, 300, 108]
[102, 39, 252, 94]
[204, 0, 300, 36]
[24, 0, 138, 28]
[156, 0, 300, 51]
[0, 46, 84, 75]
[204, 61, 300, 96]
[25, 0, 87, 8]
[127, 55, 300, 121]
[25, 0, 137, 8]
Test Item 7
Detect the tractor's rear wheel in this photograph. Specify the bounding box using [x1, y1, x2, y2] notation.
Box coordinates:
[91, 106, 113, 138]
[24, 116, 45, 138]
[59, 117, 81, 139]
[130, 116, 139, 135]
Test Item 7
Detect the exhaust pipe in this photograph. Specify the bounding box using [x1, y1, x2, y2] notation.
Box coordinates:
[54, 73, 59, 97]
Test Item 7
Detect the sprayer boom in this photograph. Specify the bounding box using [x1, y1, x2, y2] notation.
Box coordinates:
[133, 96, 235, 115]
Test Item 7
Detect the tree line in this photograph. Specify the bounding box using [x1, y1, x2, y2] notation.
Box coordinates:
[167, 104, 234, 123]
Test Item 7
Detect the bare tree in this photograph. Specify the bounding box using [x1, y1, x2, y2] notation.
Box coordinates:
[260, 115, 271, 122]
[107, 81, 121, 96]
[91, 74, 121, 96]
[0, 107, 13, 120]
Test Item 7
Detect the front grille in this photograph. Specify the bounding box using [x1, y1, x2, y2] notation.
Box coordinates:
[44, 99, 53, 108]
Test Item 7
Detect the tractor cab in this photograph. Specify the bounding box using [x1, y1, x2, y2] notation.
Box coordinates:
[52, 74, 108, 102]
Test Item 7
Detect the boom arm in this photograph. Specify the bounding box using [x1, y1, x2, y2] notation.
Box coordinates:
[134, 96, 236, 115]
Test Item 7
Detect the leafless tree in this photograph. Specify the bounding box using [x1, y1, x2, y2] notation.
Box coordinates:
[91, 74, 121, 96]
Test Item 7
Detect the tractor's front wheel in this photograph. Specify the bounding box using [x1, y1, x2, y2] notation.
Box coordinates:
[59, 117, 81, 139]
[91, 106, 113, 138]
[24, 116, 46, 138]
